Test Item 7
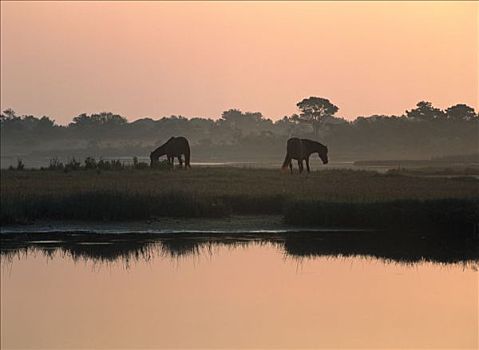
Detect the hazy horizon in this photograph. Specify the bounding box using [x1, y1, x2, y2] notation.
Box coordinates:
[1, 1, 477, 124]
[1, 98, 476, 126]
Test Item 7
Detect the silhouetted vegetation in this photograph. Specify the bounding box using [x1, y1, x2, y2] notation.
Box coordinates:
[0, 191, 230, 224]
[7, 158, 24, 171]
[281, 231, 479, 264]
[284, 199, 479, 235]
[2, 168, 478, 235]
[296, 96, 339, 136]
[1, 99, 478, 167]
[1, 231, 477, 265]
[42, 156, 160, 171]
[385, 167, 479, 177]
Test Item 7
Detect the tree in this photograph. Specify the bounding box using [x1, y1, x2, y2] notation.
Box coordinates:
[70, 112, 127, 127]
[1, 108, 17, 120]
[406, 101, 445, 121]
[445, 104, 477, 121]
[220, 109, 267, 136]
[296, 97, 339, 136]
[20, 115, 55, 131]
[220, 109, 243, 128]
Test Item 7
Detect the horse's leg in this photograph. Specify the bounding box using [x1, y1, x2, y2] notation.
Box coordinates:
[178, 155, 183, 168]
[298, 160, 303, 173]
[282, 153, 291, 170]
[185, 149, 191, 169]
[306, 157, 310, 173]
[169, 156, 174, 169]
[289, 160, 293, 174]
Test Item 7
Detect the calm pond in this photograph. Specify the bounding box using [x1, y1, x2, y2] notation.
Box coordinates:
[1, 232, 478, 349]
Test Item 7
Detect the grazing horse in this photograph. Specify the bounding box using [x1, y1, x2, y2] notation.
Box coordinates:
[282, 138, 328, 173]
[150, 136, 191, 169]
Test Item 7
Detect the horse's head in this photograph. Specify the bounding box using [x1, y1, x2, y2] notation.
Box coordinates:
[150, 144, 166, 167]
[150, 150, 163, 168]
[319, 146, 329, 164]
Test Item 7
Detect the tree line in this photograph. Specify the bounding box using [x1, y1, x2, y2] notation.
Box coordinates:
[1, 97, 478, 163]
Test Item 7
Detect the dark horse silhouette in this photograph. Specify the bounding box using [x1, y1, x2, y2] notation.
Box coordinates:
[282, 137, 328, 173]
[150, 136, 191, 168]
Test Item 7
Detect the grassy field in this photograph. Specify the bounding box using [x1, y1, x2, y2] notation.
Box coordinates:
[1, 167, 478, 234]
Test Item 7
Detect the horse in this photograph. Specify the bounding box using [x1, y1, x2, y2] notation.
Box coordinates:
[150, 136, 191, 169]
[281, 138, 328, 173]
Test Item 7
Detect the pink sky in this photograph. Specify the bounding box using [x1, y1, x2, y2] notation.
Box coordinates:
[1, 1, 477, 124]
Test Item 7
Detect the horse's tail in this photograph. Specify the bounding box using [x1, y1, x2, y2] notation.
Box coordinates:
[281, 153, 291, 170]
[184, 144, 191, 168]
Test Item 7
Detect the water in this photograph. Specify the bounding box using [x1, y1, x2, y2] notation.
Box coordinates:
[1, 235, 478, 349]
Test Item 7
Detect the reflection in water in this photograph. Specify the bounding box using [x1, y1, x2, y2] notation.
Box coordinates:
[1, 232, 478, 349]
[1, 231, 478, 265]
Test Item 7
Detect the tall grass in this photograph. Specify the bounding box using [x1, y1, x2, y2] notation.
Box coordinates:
[1, 167, 478, 235]
[0, 191, 229, 223]
[41, 156, 158, 171]
[283, 199, 479, 234]
[7, 158, 24, 171]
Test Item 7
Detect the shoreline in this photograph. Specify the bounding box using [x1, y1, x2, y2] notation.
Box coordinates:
[0, 215, 377, 235]
[2, 224, 478, 265]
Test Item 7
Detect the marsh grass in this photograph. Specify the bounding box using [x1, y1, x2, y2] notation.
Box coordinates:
[385, 166, 479, 176]
[284, 199, 479, 234]
[7, 158, 25, 171]
[43, 156, 157, 171]
[0, 191, 229, 223]
[1, 167, 478, 234]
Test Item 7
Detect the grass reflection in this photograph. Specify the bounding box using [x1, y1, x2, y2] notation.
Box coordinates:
[1, 231, 478, 267]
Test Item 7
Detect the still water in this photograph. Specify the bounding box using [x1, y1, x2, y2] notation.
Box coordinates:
[1, 237, 478, 349]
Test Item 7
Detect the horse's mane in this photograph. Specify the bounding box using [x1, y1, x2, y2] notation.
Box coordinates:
[151, 137, 174, 157]
[150, 145, 163, 158]
[302, 138, 328, 152]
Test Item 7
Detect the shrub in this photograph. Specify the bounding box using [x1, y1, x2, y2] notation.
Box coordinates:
[15, 158, 25, 171]
[133, 156, 150, 170]
[48, 157, 64, 170]
[84, 157, 97, 169]
[64, 158, 81, 172]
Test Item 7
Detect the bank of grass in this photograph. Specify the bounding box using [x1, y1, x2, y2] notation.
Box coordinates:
[1, 167, 478, 234]
[284, 199, 479, 235]
[385, 166, 479, 177]
[1, 191, 286, 223]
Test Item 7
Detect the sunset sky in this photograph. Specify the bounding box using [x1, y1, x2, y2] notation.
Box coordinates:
[1, 1, 477, 124]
